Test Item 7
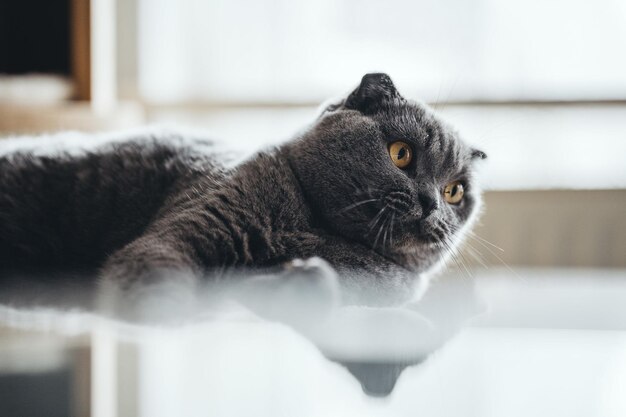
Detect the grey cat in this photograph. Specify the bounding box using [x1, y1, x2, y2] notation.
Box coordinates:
[0, 73, 486, 307]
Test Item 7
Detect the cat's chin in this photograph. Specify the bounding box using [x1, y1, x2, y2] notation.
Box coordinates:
[384, 242, 443, 273]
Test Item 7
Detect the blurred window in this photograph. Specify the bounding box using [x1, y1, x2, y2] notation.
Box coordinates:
[138, 0, 626, 104]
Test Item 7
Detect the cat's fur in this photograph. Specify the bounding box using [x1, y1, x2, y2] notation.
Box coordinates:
[0, 74, 485, 306]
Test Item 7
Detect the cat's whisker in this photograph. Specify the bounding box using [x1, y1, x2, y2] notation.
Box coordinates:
[436, 229, 467, 277]
[442, 237, 473, 279]
[373, 215, 390, 249]
[382, 221, 389, 251]
[437, 240, 461, 273]
[451, 230, 490, 270]
[455, 243, 475, 279]
[467, 231, 504, 252]
[337, 198, 379, 214]
[465, 234, 523, 281]
[441, 222, 484, 277]
[382, 213, 395, 252]
[388, 213, 395, 250]
[465, 246, 489, 269]
[367, 206, 388, 233]
[464, 241, 489, 267]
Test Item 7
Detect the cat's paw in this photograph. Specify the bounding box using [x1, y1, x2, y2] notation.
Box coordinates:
[284, 255, 337, 282]
[232, 257, 340, 331]
[282, 256, 340, 309]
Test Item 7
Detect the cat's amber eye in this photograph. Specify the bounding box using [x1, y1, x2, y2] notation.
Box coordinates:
[388, 141, 412, 169]
[443, 181, 464, 204]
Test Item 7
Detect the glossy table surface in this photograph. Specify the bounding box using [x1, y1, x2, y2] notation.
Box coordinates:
[1, 267, 625, 417]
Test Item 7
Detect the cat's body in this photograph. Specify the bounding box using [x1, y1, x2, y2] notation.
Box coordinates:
[0, 74, 485, 306]
[0, 134, 415, 302]
[0, 136, 223, 274]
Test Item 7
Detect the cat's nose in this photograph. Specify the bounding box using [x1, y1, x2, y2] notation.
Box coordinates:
[417, 192, 438, 218]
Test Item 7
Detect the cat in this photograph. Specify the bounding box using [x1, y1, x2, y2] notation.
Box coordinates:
[0, 73, 486, 309]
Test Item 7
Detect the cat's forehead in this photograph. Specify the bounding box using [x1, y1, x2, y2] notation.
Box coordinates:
[379, 101, 448, 141]
[377, 102, 471, 173]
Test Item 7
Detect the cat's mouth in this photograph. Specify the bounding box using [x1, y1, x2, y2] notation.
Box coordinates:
[415, 217, 452, 244]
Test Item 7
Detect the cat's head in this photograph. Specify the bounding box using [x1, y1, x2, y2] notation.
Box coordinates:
[287, 73, 486, 274]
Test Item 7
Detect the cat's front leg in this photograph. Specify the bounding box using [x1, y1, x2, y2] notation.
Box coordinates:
[98, 237, 202, 321]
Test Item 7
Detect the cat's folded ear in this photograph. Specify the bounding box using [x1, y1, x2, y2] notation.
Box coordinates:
[344, 73, 402, 114]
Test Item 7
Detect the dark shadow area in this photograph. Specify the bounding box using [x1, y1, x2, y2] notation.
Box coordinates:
[340, 360, 422, 397]
[0, 0, 70, 74]
[0, 368, 73, 417]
